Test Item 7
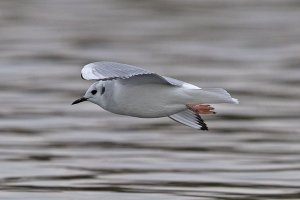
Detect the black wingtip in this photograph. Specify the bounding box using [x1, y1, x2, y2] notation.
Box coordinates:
[196, 114, 209, 131]
[200, 125, 209, 131]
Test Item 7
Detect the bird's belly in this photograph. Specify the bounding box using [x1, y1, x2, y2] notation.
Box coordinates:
[106, 84, 186, 118]
[113, 104, 185, 118]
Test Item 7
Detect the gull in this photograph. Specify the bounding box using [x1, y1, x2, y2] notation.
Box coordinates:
[72, 61, 238, 130]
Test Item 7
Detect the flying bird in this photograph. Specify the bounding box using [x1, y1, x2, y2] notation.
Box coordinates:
[72, 61, 238, 130]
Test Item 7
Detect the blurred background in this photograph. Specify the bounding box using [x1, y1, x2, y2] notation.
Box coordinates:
[0, 0, 300, 199]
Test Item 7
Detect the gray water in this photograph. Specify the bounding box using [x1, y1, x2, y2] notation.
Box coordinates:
[1, 0, 300, 199]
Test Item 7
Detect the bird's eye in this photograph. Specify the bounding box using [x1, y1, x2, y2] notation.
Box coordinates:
[91, 90, 97, 95]
[101, 87, 105, 95]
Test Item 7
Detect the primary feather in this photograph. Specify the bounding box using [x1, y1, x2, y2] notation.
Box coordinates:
[169, 109, 208, 130]
[81, 61, 151, 80]
[81, 61, 187, 87]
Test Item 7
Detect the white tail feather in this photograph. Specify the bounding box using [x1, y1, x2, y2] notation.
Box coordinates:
[186, 88, 238, 104]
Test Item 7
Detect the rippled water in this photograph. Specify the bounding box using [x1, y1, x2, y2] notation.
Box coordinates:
[1, 0, 300, 199]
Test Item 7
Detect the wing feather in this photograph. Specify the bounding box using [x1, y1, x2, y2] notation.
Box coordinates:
[81, 61, 189, 87]
[81, 61, 153, 80]
[169, 109, 208, 130]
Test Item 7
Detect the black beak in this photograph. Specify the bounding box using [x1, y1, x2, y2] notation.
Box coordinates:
[71, 97, 88, 105]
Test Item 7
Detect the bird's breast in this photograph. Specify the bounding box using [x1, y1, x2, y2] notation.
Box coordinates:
[104, 83, 186, 118]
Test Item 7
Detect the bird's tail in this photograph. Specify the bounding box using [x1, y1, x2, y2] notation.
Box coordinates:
[185, 88, 239, 104]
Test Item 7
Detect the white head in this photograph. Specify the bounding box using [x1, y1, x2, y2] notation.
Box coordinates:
[72, 81, 107, 107]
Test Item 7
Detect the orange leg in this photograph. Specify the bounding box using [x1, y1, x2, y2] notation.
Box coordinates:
[187, 104, 216, 114]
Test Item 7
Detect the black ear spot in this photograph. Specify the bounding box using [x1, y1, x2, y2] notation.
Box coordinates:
[101, 87, 105, 95]
[91, 90, 97, 95]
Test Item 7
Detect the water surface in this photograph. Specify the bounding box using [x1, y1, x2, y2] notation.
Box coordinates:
[0, 0, 300, 199]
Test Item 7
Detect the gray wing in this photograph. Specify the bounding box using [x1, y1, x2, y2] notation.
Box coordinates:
[169, 110, 208, 130]
[81, 61, 185, 87]
[81, 61, 151, 80]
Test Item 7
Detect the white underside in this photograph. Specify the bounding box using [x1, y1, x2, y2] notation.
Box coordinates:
[100, 82, 238, 118]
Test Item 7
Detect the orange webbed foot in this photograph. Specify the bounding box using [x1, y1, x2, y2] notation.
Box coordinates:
[187, 104, 216, 114]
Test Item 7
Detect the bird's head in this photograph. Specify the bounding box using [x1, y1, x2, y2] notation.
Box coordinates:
[72, 81, 106, 106]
